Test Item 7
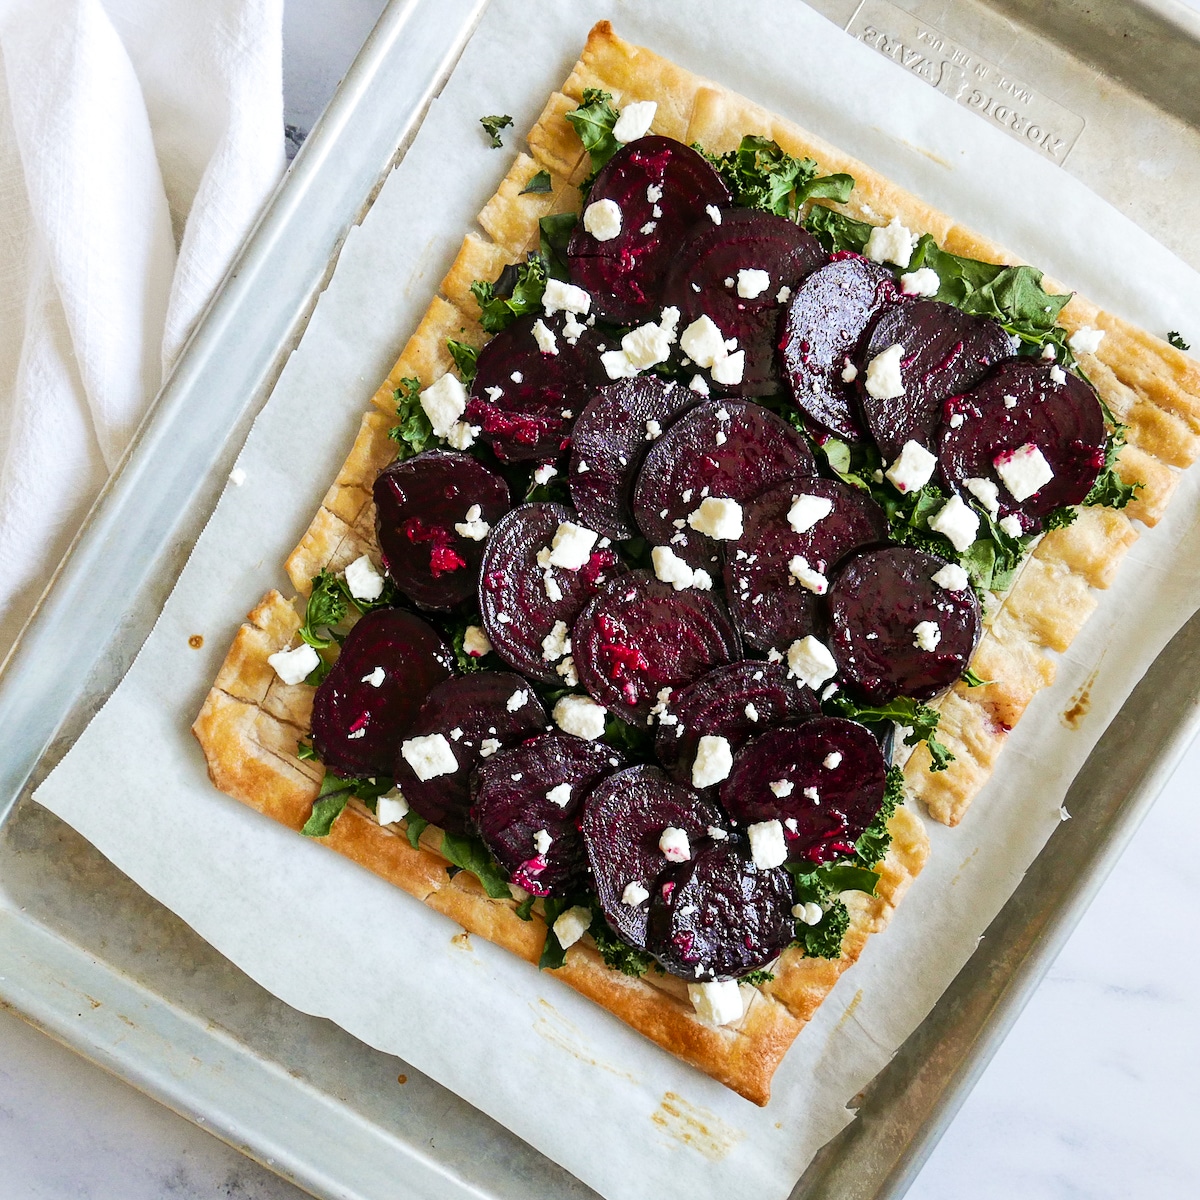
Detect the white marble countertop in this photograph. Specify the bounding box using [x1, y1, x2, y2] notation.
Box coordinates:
[3, 2, 1200, 1197]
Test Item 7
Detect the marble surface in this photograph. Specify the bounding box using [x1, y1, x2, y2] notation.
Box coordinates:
[3, 2, 1200, 1198]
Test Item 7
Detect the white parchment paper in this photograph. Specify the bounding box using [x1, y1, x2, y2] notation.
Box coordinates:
[33, 3, 1200, 1198]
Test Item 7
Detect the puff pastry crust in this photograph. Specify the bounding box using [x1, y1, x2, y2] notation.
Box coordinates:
[194, 21, 1199, 1102]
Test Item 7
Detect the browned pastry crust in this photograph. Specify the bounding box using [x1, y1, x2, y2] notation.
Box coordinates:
[193, 21, 1199, 1101]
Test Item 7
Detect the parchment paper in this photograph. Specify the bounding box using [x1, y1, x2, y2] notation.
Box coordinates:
[33, 3, 1200, 1198]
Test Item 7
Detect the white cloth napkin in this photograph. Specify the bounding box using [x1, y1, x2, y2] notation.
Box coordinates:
[0, 0, 284, 655]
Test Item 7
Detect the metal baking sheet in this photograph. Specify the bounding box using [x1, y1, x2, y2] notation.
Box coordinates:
[1, 1, 1198, 1197]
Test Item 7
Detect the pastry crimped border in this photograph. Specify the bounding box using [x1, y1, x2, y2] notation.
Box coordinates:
[194, 20, 1198, 1102]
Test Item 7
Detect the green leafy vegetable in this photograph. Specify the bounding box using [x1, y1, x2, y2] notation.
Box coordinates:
[301, 772, 391, 837]
[389, 376, 435, 457]
[696, 136, 855, 219]
[828, 695, 954, 772]
[803, 205, 873, 254]
[514, 895, 536, 921]
[564, 88, 621, 176]
[296, 741, 317, 761]
[853, 766, 904, 869]
[1043, 506, 1080, 531]
[797, 173, 856, 206]
[800, 900, 850, 959]
[446, 339, 478, 383]
[479, 114, 513, 148]
[539, 898, 570, 970]
[470, 255, 549, 333]
[962, 668, 993, 688]
[405, 814, 429, 850]
[603, 711, 655, 758]
[304, 657, 333, 687]
[439, 832, 512, 899]
[448, 617, 488, 673]
[739, 969, 776, 986]
[1168, 330, 1190, 351]
[590, 914, 655, 977]
[538, 213, 577, 282]
[520, 169, 553, 195]
[1083, 424, 1140, 510]
[298, 569, 350, 650]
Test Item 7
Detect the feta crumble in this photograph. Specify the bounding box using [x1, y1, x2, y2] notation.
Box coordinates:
[534, 829, 554, 856]
[788, 494, 834, 534]
[688, 496, 743, 540]
[965, 476, 1000, 515]
[546, 783, 573, 808]
[679, 314, 728, 368]
[687, 979, 743, 1026]
[462, 624, 491, 658]
[705, 203, 722, 224]
[548, 520, 599, 569]
[793, 901, 824, 926]
[651, 545, 711, 591]
[361, 666, 385, 688]
[533, 463, 558, 485]
[376, 791, 410, 826]
[622, 881, 650, 907]
[788, 555, 828, 594]
[400, 734, 458, 781]
[769, 779, 794, 798]
[541, 620, 571, 662]
[553, 695, 607, 740]
[506, 689, 529, 712]
[823, 751, 843, 770]
[865, 216, 916, 268]
[453, 504, 490, 541]
[268, 643, 320, 686]
[913, 620, 941, 652]
[736, 268, 771, 299]
[542, 278, 591, 316]
[747, 819, 787, 869]
[531, 318, 558, 356]
[929, 494, 980, 552]
[931, 562, 970, 592]
[552, 905, 593, 951]
[885, 439, 937, 493]
[419, 372, 467, 438]
[1048, 364, 1067, 385]
[787, 635, 838, 690]
[691, 734, 733, 788]
[583, 198, 622, 242]
[344, 554, 385, 602]
[865, 343, 906, 400]
[999, 514, 1024, 538]
[613, 99, 656, 142]
[841, 360, 858, 383]
[900, 267, 940, 296]
[659, 826, 691, 862]
[995, 443, 1054, 502]
[1068, 325, 1105, 356]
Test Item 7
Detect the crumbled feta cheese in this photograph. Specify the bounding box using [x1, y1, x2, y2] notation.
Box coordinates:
[1003, 394, 1018, 409]
[556, 655, 579, 687]
[1041, 343, 1057, 361]
[531, 318, 558, 356]
[1048, 364, 1067, 385]
[711, 350, 745, 386]
[485, 385, 503, 403]
[479, 737, 501, 758]
[613, 99, 656, 142]
[688, 496, 743, 540]
[541, 620, 571, 662]
[546, 783, 573, 808]
[376, 791, 410, 826]
[999, 514, 1024, 538]
[706, 826, 728, 842]
[621, 881, 650, 908]
[949, 412, 965, 429]
[583, 198, 622, 241]
[865, 216, 916, 268]
[841, 360, 858, 383]
[885, 439, 937, 493]
[1068, 326, 1105, 356]
[705, 203, 722, 224]
[787, 494, 834, 534]
[736, 268, 771, 299]
[542, 571, 562, 603]
[913, 620, 941, 651]
[929, 494, 980, 552]
[965, 476, 1000, 515]
[788, 555, 828, 594]
[506, 689, 529, 712]
[931, 562, 970, 592]
[769, 779, 794, 798]
[461, 625, 491, 660]
[865, 343, 906, 400]
[787, 635, 838, 690]
[361, 666, 385, 688]
[534, 829, 554, 857]
[643, 418, 663, 442]
[659, 826, 691, 862]
[419, 372, 468, 438]
[900, 267, 940, 297]
[548, 520, 599, 569]
[446, 421, 478, 450]
[679, 315, 728, 368]
[687, 979, 743, 1026]
[792, 901, 824, 926]
[823, 751, 843, 770]
[995, 443, 1054, 502]
[691, 734, 733, 788]
[542, 278, 591, 316]
[268, 643, 320, 686]
[747, 819, 787, 869]
[533, 463, 558, 485]
[689, 374, 710, 395]
[776, 285, 791, 304]
[651, 545, 710, 591]
[600, 349, 638, 379]
[401, 734, 458, 781]
[454, 504, 490, 541]
[745, 702, 759, 722]
[344, 554, 385, 602]
[802, 786, 820, 803]
[647, 183, 663, 203]
[553, 695, 607, 740]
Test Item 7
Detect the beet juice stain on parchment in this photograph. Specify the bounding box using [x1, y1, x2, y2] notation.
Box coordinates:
[650, 1091, 745, 1161]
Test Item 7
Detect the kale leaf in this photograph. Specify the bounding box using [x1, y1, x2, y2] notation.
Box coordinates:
[389, 376, 435, 457]
[514, 894, 536, 921]
[800, 900, 850, 959]
[1168, 330, 1190, 351]
[439, 831, 512, 899]
[803, 205, 873, 254]
[590, 913, 655, 977]
[565, 88, 621, 176]
[538, 213, 577, 282]
[298, 569, 350, 650]
[520, 169, 553, 195]
[961, 668, 994, 688]
[470, 254, 549, 333]
[479, 114, 513, 148]
[828, 695, 954, 771]
[405, 814, 429, 850]
[301, 772, 391, 838]
[539, 898, 570, 970]
[739, 969, 776, 986]
[853, 765, 904, 869]
[1083, 424, 1140, 510]
[446, 339, 478, 383]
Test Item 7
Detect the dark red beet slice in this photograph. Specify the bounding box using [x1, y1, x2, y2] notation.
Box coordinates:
[310, 608, 454, 777]
[646, 842, 795, 980]
[857, 299, 1016, 465]
[719, 718, 889, 865]
[566, 137, 731, 324]
[581, 766, 724, 949]
[654, 660, 819, 785]
[779, 256, 897, 440]
[724, 479, 888, 653]
[568, 377, 701, 540]
[478, 502, 624, 685]
[464, 312, 609, 463]
[827, 546, 981, 704]
[471, 733, 625, 897]
[632, 400, 817, 568]
[373, 451, 510, 611]
[393, 672, 548, 835]
[940, 359, 1106, 532]
[662, 208, 827, 397]
[572, 570, 741, 724]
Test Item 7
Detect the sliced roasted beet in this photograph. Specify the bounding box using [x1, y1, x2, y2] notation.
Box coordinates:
[719, 718, 889, 865]
[478, 502, 624, 685]
[464, 312, 609, 463]
[645, 841, 795, 980]
[581, 766, 724, 949]
[779, 256, 897, 440]
[723, 479, 888, 653]
[393, 673, 548, 835]
[857, 299, 1016, 466]
[662, 208, 827, 396]
[654, 660, 819, 785]
[940, 359, 1107, 531]
[632, 400, 817, 568]
[310, 609, 454, 777]
[569, 378, 701, 540]
[566, 137, 731, 324]
[373, 451, 510, 611]
[827, 546, 981, 704]
[572, 570, 741, 724]
[471, 733, 625, 897]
